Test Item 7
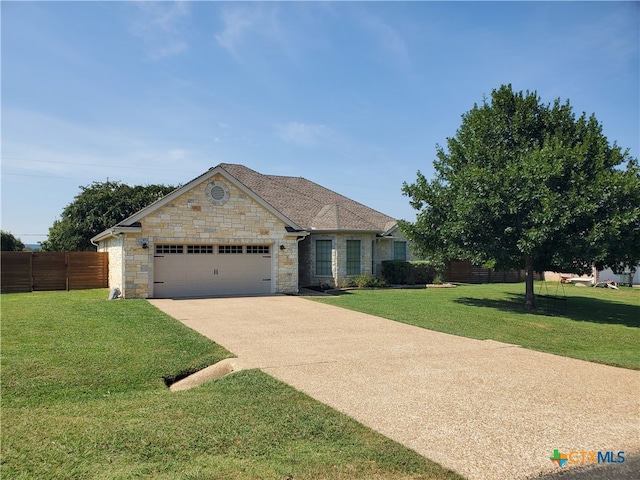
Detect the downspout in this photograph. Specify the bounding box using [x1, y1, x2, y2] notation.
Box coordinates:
[91, 228, 122, 247]
[295, 235, 306, 294]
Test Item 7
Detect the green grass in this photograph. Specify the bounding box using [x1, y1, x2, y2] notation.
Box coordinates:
[1, 289, 461, 480]
[311, 283, 640, 370]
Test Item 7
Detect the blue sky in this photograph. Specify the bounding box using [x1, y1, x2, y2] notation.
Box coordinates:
[2, 1, 638, 245]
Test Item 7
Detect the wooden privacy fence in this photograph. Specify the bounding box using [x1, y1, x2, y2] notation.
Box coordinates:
[1, 252, 108, 293]
[445, 260, 543, 284]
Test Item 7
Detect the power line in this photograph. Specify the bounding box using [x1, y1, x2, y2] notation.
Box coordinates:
[2, 173, 79, 179]
[7, 233, 48, 236]
[1, 156, 196, 173]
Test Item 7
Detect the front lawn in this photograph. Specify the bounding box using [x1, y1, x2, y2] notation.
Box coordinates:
[1, 289, 461, 480]
[311, 283, 640, 370]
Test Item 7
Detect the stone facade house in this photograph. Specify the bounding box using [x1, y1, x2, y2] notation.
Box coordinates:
[91, 163, 417, 298]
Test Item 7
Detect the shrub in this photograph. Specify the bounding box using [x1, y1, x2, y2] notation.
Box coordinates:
[381, 261, 436, 285]
[347, 274, 386, 288]
[380, 261, 409, 284]
[409, 261, 436, 284]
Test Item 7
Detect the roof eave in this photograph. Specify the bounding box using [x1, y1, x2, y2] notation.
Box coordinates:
[103, 164, 304, 232]
[383, 223, 400, 236]
[307, 228, 385, 234]
[91, 226, 142, 243]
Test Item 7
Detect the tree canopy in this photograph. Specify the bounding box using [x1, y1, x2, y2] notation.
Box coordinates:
[41, 181, 176, 252]
[1, 231, 26, 251]
[400, 84, 640, 309]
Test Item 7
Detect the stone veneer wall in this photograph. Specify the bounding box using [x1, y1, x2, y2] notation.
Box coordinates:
[118, 173, 299, 298]
[98, 236, 124, 294]
[299, 232, 376, 288]
[277, 237, 300, 294]
[123, 235, 149, 298]
[373, 230, 422, 277]
[334, 233, 376, 285]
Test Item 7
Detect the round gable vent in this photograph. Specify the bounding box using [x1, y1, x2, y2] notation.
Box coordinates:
[210, 185, 225, 200]
[205, 181, 230, 205]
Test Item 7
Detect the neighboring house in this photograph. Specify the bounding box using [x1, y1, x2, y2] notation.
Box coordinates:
[91, 163, 417, 298]
[595, 266, 640, 286]
[544, 270, 596, 284]
[545, 266, 640, 287]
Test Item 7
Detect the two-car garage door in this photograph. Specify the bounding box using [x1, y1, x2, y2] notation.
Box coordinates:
[153, 244, 272, 298]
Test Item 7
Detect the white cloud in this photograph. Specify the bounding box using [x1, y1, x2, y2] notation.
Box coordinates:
[275, 122, 331, 148]
[128, 1, 190, 60]
[353, 8, 413, 73]
[215, 7, 255, 60]
[573, 7, 638, 69]
[214, 4, 290, 62]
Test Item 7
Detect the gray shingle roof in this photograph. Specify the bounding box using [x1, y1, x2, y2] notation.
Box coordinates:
[219, 164, 397, 232]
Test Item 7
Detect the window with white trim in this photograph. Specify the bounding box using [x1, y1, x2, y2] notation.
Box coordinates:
[346, 240, 361, 275]
[393, 241, 407, 261]
[316, 240, 332, 276]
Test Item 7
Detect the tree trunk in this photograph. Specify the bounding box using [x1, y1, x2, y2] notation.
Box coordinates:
[525, 255, 536, 310]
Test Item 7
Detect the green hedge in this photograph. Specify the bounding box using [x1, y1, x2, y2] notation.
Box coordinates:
[380, 261, 436, 285]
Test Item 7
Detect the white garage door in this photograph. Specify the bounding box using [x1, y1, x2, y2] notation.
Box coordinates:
[153, 244, 272, 298]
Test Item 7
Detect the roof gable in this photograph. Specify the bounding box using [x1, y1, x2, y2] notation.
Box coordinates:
[92, 163, 398, 242]
[126, 166, 301, 228]
[91, 165, 303, 242]
[219, 164, 397, 232]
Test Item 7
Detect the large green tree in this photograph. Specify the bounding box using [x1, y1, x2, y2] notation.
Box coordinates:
[400, 85, 640, 309]
[41, 181, 176, 251]
[1, 231, 26, 251]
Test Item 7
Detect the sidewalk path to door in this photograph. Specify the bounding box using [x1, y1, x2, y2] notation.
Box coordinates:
[149, 296, 639, 480]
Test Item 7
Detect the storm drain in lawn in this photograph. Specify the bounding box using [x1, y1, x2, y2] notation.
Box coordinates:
[165, 358, 242, 391]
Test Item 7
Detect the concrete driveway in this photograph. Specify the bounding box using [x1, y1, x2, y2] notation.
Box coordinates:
[149, 295, 639, 480]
